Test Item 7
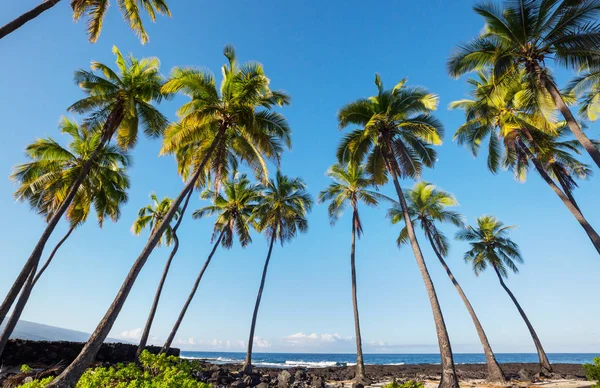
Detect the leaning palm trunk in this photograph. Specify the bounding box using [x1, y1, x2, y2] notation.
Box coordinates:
[350, 208, 366, 381]
[0, 225, 76, 358]
[518, 139, 600, 255]
[0, 262, 38, 355]
[47, 131, 225, 388]
[0, 0, 61, 40]
[384, 154, 459, 388]
[242, 234, 276, 374]
[0, 106, 125, 328]
[535, 67, 600, 168]
[425, 230, 505, 382]
[492, 265, 552, 372]
[161, 229, 225, 353]
[136, 190, 194, 358]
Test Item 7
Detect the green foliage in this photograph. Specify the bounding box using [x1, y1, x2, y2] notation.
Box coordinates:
[19, 377, 54, 388]
[19, 352, 209, 388]
[584, 357, 600, 387]
[383, 380, 424, 388]
[20, 364, 33, 373]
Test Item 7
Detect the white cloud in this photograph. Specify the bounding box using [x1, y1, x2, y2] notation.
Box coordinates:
[120, 328, 143, 340]
[282, 332, 352, 347]
[253, 336, 271, 348]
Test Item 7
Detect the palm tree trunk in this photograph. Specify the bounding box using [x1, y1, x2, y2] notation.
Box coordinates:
[0, 225, 76, 358]
[383, 156, 459, 388]
[0, 106, 124, 328]
[0, 262, 38, 356]
[242, 234, 276, 374]
[518, 138, 600, 255]
[556, 173, 581, 213]
[350, 208, 366, 381]
[536, 67, 600, 168]
[424, 230, 505, 383]
[47, 129, 225, 388]
[0, 0, 61, 40]
[136, 231, 180, 356]
[492, 265, 552, 372]
[161, 229, 225, 353]
[32, 226, 76, 287]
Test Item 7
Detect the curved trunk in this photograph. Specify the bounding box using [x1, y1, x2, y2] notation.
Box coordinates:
[242, 234, 276, 374]
[0, 0, 61, 40]
[47, 129, 225, 388]
[424, 230, 505, 382]
[0, 106, 124, 327]
[383, 154, 459, 388]
[493, 265, 552, 372]
[0, 225, 76, 358]
[161, 229, 225, 353]
[350, 207, 366, 381]
[135, 233, 180, 358]
[518, 138, 600, 255]
[537, 68, 600, 168]
[0, 262, 38, 356]
[555, 172, 581, 213]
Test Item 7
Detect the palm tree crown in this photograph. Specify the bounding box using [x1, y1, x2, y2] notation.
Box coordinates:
[71, 0, 171, 44]
[318, 163, 384, 236]
[337, 75, 443, 183]
[567, 67, 600, 121]
[456, 215, 524, 277]
[11, 117, 131, 228]
[131, 194, 181, 247]
[447, 0, 600, 79]
[193, 173, 262, 248]
[160, 45, 291, 188]
[254, 172, 313, 245]
[68, 45, 169, 149]
[388, 182, 463, 256]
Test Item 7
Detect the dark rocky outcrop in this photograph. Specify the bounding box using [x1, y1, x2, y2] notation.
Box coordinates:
[1, 339, 179, 366]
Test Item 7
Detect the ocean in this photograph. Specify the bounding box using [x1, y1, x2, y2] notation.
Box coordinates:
[180, 352, 598, 368]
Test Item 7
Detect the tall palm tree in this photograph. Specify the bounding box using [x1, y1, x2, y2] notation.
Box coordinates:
[337, 75, 460, 388]
[567, 67, 600, 122]
[451, 71, 600, 254]
[0, 118, 130, 357]
[131, 194, 182, 358]
[447, 0, 600, 168]
[161, 173, 261, 353]
[0, 46, 167, 331]
[388, 182, 505, 382]
[48, 45, 291, 387]
[456, 215, 552, 372]
[317, 163, 384, 382]
[0, 0, 171, 43]
[242, 172, 312, 374]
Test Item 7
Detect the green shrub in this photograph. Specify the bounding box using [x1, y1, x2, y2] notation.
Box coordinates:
[584, 357, 600, 388]
[383, 380, 425, 388]
[19, 351, 209, 388]
[20, 364, 33, 373]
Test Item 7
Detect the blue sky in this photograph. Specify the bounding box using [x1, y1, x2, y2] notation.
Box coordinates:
[1, 0, 599, 354]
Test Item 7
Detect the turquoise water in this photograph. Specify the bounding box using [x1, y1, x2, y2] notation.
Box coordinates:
[180, 351, 598, 367]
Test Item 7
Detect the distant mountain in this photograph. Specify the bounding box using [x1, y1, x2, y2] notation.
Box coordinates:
[1, 320, 127, 343]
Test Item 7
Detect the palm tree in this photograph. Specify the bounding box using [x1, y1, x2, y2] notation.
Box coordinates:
[161, 173, 261, 353]
[451, 71, 600, 254]
[388, 182, 506, 382]
[0, 46, 167, 331]
[131, 194, 182, 358]
[337, 75, 460, 388]
[0, 118, 130, 357]
[0, 0, 170, 43]
[48, 45, 291, 387]
[317, 163, 384, 382]
[456, 216, 552, 372]
[567, 67, 600, 122]
[242, 172, 312, 374]
[447, 0, 600, 168]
